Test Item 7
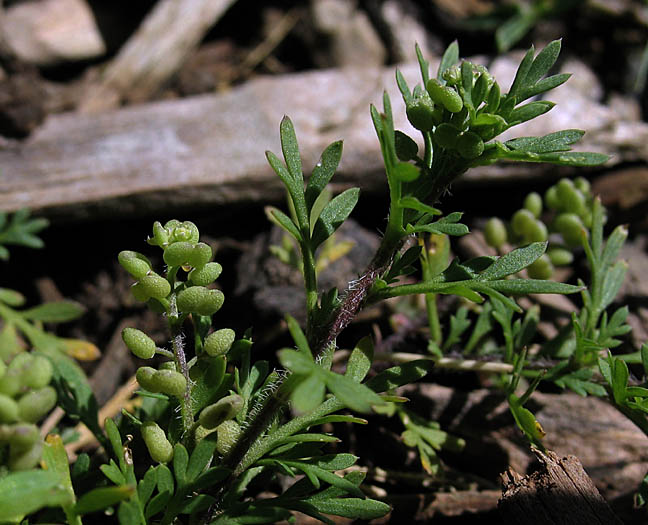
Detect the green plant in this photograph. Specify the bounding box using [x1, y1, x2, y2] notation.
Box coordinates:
[0, 39, 612, 524]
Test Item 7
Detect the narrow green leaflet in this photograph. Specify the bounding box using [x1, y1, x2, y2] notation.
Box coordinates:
[265, 206, 302, 242]
[286, 314, 313, 359]
[478, 242, 546, 280]
[508, 101, 554, 125]
[305, 140, 343, 211]
[75, 486, 135, 515]
[344, 336, 374, 383]
[505, 129, 585, 153]
[0, 470, 73, 522]
[365, 360, 435, 393]
[280, 116, 303, 181]
[292, 373, 326, 413]
[311, 188, 360, 249]
[307, 497, 390, 520]
[20, 300, 85, 323]
[437, 40, 459, 80]
[42, 434, 81, 525]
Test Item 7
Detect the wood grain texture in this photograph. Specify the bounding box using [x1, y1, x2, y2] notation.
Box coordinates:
[2, 60, 645, 219]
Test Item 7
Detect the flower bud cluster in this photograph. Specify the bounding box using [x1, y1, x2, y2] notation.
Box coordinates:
[403, 61, 499, 161]
[0, 349, 56, 470]
[484, 177, 596, 279]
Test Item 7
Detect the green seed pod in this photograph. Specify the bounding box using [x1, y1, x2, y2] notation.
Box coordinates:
[544, 185, 560, 210]
[152, 370, 186, 398]
[118, 251, 152, 279]
[483, 218, 508, 249]
[547, 247, 574, 266]
[164, 219, 181, 232]
[6, 423, 40, 448]
[526, 254, 553, 280]
[442, 64, 461, 86]
[215, 420, 241, 456]
[455, 131, 484, 159]
[189, 262, 222, 286]
[0, 373, 21, 397]
[524, 192, 543, 218]
[196, 289, 225, 317]
[158, 361, 176, 371]
[434, 123, 460, 149]
[556, 179, 585, 215]
[188, 242, 213, 269]
[122, 328, 156, 360]
[9, 439, 43, 471]
[574, 176, 591, 195]
[141, 421, 174, 463]
[176, 286, 209, 314]
[194, 425, 217, 443]
[554, 213, 587, 247]
[204, 328, 235, 357]
[138, 273, 171, 300]
[131, 282, 150, 302]
[394, 130, 419, 161]
[136, 366, 158, 392]
[20, 355, 53, 389]
[406, 93, 436, 132]
[148, 221, 169, 248]
[523, 219, 548, 243]
[426, 78, 463, 113]
[199, 394, 244, 429]
[8, 352, 33, 375]
[163, 241, 194, 267]
[0, 394, 19, 423]
[17, 386, 57, 423]
[511, 209, 536, 237]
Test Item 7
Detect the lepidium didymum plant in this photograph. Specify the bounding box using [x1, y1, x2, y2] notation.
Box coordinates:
[0, 39, 608, 524]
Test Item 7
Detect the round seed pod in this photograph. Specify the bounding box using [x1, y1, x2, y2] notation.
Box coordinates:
[136, 366, 159, 392]
[426, 79, 463, 113]
[139, 274, 171, 300]
[215, 420, 241, 456]
[455, 131, 484, 159]
[141, 422, 173, 463]
[523, 192, 543, 218]
[394, 130, 418, 161]
[483, 217, 508, 249]
[556, 179, 585, 215]
[158, 361, 176, 371]
[163, 241, 194, 267]
[131, 282, 150, 302]
[0, 394, 19, 423]
[17, 386, 57, 423]
[9, 439, 43, 471]
[176, 286, 209, 314]
[554, 213, 586, 247]
[511, 209, 536, 237]
[547, 247, 574, 266]
[574, 176, 591, 195]
[122, 328, 156, 360]
[188, 243, 213, 269]
[6, 423, 40, 448]
[406, 93, 437, 131]
[204, 328, 235, 357]
[196, 289, 225, 317]
[544, 185, 560, 210]
[20, 355, 53, 389]
[118, 251, 152, 279]
[198, 394, 244, 429]
[526, 254, 553, 280]
[8, 353, 33, 375]
[523, 219, 548, 243]
[194, 425, 217, 443]
[434, 123, 460, 150]
[152, 370, 186, 398]
[0, 373, 21, 397]
[189, 262, 222, 286]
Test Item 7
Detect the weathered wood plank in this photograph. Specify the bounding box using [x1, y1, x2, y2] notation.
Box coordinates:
[1, 59, 644, 219]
